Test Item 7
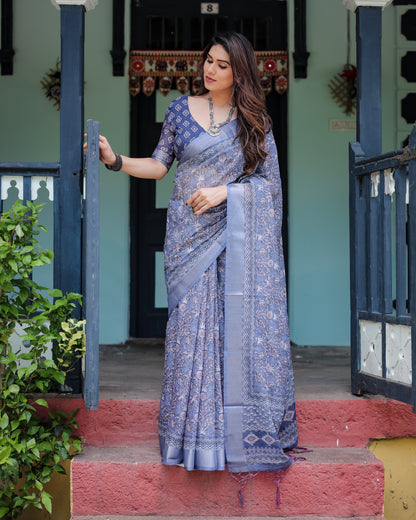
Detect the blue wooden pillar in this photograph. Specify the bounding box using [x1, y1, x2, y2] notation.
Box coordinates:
[350, 3, 384, 397]
[356, 7, 382, 157]
[55, 4, 86, 393]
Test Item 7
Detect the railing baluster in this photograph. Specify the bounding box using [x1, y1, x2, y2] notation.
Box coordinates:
[408, 159, 416, 317]
[396, 166, 407, 318]
[367, 173, 381, 313]
[356, 175, 367, 311]
[381, 170, 393, 315]
[23, 176, 31, 204]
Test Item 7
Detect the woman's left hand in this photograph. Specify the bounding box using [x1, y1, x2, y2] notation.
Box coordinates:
[186, 186, 227, 215]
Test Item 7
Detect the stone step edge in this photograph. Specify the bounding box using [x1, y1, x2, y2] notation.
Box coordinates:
[71, 516, 386, 520]
[72, 444, 381, 466]
[42, 397, 416, 449]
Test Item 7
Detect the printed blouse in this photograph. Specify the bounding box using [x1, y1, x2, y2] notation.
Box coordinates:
[152, 95, 205, 170]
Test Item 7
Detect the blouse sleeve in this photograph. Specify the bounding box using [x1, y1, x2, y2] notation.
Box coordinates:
[151, 101, 176, 170]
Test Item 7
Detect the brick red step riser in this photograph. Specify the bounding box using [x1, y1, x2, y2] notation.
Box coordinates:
[72, 459, 384, 517]
[44, 397, 416, 448]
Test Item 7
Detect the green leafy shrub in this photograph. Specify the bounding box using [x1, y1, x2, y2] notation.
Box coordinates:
[0, 200, 85, 519]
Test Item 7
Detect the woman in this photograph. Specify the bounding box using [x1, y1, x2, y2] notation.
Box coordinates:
[99, 32, 298, 487]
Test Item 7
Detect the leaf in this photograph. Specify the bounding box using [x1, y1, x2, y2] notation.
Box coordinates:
[34, 399, 48, 408]
[0, 446, 11, 464]
[58, 447, 69, 460]
[35, 380, 46, 392]
[52, 371, 65, 385]
[0, 414, 9, 430]
[18, 288, 29, 303]
[42, 466, 51, 477]
[32, 448, 40, 459]
[15, 223, 24, 238]
[42, 359, 56, 368]
[20, 245, 34, 254]
[21, 411, 31, 423]
[37, 441, 52, 452]
[10, 420, 20, 431]
[7, 259, 18, 272]
[41, 492, 52, 514]
[26, 438, 36, 449]
[40, 254, 51, 264]
[48, 288, 63, 298]
[17, 367, 27, 379]
[8, 384, 19, 394]
[54, 464, 67, 474]
[0, 507, 10, 518]
[25, 363, 38, 377]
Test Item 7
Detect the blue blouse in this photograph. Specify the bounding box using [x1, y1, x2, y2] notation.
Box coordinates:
[152, 95, 205, 170]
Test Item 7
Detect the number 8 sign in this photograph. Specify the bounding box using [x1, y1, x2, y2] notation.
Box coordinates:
[201, 2, 219, 14]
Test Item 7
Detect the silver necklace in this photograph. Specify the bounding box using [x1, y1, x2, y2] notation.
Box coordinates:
[207, 96, 235, 137]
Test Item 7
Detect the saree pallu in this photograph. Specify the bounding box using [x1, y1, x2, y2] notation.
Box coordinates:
[158, 120, 298, 474]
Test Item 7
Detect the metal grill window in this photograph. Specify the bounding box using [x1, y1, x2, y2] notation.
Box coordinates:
[147, 16, 275, 51]
[147, 16, 183, 49]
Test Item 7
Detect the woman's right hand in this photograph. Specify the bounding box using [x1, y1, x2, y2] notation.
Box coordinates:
[98, 135, 117, 166]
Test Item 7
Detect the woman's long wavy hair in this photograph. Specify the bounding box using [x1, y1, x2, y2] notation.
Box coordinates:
[200, 32, 272, 174]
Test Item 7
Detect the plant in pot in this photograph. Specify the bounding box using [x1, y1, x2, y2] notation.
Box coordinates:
[0, 200, 86, 519]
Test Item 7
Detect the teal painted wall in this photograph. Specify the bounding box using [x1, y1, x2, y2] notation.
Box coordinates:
[0, 0, 398, 346]
[287, 1, 396, 346]
[0, 0, 129, 344]
[83, 2, 130, 344]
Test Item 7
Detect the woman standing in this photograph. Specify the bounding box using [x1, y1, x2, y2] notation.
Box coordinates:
[99, 31, 298, 485]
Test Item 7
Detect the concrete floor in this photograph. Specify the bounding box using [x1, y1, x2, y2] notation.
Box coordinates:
[99, 340, 366, 401]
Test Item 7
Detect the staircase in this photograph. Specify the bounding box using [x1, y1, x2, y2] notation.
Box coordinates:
[44, 396, 416, 519]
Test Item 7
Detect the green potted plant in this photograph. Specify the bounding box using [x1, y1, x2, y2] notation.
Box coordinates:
[0, 200, 85, 519]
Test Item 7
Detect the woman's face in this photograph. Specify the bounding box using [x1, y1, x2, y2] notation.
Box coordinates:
[203, 44, 234, 94]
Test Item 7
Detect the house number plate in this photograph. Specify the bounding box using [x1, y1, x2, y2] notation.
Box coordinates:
[201, 3, 219, 14]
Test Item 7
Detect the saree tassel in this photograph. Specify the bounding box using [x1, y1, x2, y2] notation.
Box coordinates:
[264, 468, 289, 507]
[287, 446, 313, 462]
[230, 471, 259, 507]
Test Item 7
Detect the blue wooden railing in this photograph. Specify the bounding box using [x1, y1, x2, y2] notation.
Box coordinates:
[350, 124, 416, 410]
[0, 163, 60, 213]
[0, 120, 100, 411]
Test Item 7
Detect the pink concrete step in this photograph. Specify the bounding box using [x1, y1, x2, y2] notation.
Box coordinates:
[71, 445, 384, 517]
[45, 396, 416, 448]
[71, 515, 384, 520]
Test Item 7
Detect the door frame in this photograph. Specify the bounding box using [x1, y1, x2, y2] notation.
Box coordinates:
[129, 0, 289, 338]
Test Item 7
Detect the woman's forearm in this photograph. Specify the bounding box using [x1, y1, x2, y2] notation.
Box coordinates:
[98, 135, 168, 180]
[116, 155, 168, 180]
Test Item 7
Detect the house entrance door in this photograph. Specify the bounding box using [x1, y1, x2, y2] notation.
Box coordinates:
[129, 0, 288, 337]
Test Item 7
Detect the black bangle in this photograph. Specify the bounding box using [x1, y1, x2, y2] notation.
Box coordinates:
[105, 153, 122, 171]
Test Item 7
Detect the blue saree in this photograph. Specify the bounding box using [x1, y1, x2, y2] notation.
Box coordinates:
[157, 101, 298, 475]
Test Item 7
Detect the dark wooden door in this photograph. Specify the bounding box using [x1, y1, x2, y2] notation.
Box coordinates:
[130, 0, 288, 337]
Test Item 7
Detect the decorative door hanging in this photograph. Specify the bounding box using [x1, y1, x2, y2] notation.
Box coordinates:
[328, 10, 356, 115]
[129, 50, 288, 97]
